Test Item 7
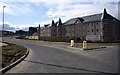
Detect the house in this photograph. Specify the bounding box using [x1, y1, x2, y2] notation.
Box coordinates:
[38, 8, 120, 42]
[28, 27, 37, 36]
[57, 18, 65, 37]
[40, 20, 58, 37]
[40, 24, 51, 37]
[61, 8, 120, 42]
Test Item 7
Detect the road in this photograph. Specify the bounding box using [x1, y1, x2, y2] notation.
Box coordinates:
[4, 37, 118, 73]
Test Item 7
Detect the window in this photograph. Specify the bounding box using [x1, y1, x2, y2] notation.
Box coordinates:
[103, 28, 104, 31]
[104, 21, 107, 24]
[69, 31, 70, 33]
[91, 22, 93, 25]
[113, 19, 115, 21]
[77, 21, 79, 23]
[92, 29, 93, 32]
[103, 36, 104, 39]
[88, 23, 89, 25]
[97, 29, 99, 32]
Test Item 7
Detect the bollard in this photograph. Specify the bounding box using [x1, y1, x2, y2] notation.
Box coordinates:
[70, 40, 74, 47]
[83, 41, 87, 49]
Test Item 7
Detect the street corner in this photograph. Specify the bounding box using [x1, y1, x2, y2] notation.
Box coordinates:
[67, 45, 108, 51]
[67, 46, 84, 50]
[82, 46, 107, 51]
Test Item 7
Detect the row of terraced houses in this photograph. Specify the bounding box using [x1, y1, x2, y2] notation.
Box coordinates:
[34, 8, 120, 42]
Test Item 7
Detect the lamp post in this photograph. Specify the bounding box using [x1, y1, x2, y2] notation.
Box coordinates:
[2, 6, 6, 43]
[38, 24, 40, 40]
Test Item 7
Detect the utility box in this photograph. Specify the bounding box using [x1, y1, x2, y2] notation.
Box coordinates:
[70, 40, 74, 47]
[83, 41, 87, 49]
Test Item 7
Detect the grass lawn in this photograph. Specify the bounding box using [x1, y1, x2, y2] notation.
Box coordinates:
[2, 42, 27, 68]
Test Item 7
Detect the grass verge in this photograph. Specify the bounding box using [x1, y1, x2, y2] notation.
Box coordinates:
[2, 42, 27, 68]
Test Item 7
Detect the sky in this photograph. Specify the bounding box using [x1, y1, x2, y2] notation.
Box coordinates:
[0, 0, 120, 31]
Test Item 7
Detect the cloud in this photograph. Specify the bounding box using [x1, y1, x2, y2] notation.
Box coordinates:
[119, 1, 120, 19]
[0, 0, 119, 28]
[1, 0, 119, 2]
[44, 1, 119, 23]
[0, 22, 30, 31]
[23, 1, 119, 25]
[0, 24, 15, 31]
[0, 2, 36, 16]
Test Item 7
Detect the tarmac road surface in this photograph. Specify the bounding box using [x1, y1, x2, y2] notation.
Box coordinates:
[4, 37, 118, 73]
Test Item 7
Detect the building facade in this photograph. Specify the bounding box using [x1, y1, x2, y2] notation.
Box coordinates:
[40, 26, 51, 37]
[61, 8, 120, 42]
[40, 20, 58, 37]
[39, 8, 120, 42]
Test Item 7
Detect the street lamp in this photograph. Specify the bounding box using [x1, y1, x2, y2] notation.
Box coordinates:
[2, 6, 6, 43]
[38, 24, 40, 40]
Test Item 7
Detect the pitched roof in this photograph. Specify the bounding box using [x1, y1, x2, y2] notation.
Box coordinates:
[101, 9, 119, 21]
[63, 13, 102, 25]
[63, 18, 77, 25]
[81, 13, 102, 22]
[63, 8, 120, 26]
[32, 32, 38, 36]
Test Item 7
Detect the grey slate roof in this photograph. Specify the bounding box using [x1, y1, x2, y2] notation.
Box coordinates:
[63, 8, 120, 26]
[63, 13, 102, 25]
[63, 18, 77, 25]
[32, 32, 38, 36]
[102, 13, 120, 21]
[81, 13, 102, 22]
[101, 8, 120, 21]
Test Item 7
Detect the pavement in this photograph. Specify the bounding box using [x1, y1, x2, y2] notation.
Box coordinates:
[3, 37, 119, 73]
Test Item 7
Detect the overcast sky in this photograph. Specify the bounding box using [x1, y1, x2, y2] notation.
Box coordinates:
[0, 0, 119, 31]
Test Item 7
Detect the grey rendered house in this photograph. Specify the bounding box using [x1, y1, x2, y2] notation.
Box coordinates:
[61, 8, 120, 42]
[39, 8, 120, 42]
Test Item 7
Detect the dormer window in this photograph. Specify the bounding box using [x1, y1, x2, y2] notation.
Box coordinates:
[92, 29, 93, 32]
[76, 21, 79, 23]
[91, 23, 93, 25]
[97, 23, 98, 25]
[113, 19, 115, 21]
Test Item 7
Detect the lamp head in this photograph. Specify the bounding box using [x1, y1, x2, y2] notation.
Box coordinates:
[3, 6, 6, 8]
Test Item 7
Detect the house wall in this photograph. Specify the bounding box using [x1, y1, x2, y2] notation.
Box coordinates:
[75, 21, 83, 37]
[64, 19, 83, 38]
[102, 20, 119, 42]
[51, 26, 57, 37]
[26, 36, 39, 40]
[57, 26, 66, 37]
[65, 24, 75, 37]
[84, 21, 101, 35]
[40, 27, 51, 37]
[64, 20, 102, 41]
[84, 21, 102, 41]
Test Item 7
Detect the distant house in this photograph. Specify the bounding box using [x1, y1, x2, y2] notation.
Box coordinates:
[40, 20, 58, 37]
[57, 18, 65, 37]
[28, 27, 37, 36]
[15, 30, 28, 36]
[0, 30, 14, 37]
[40, 24, 51, 37]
